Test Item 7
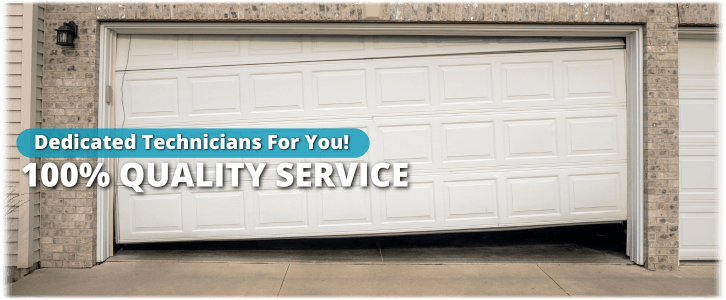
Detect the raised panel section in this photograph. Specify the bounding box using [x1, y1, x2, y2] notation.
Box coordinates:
[311, 36, 365, 52]
[568, 173, 620, 214]
[192, 191, 244, 230]
[382, 183, 435, 223]
[250, 73, 303, 112]
[681, 157, 716, 189]
[249, 35, 302, 54]
[681, 215, 717, 247]
[501, 62, 554, 101]
[319, 188, 371, 226]
[563, 60, 615, 99]
[439, 65, 491, 104]
[128, 35, 177, 60]
[445, 180, 497, 220]
[313, 70, 366, 110]
[566, 117, 618, 156]
[131, 193, 183, 233]
[189, 76, 240, 115]
[374, 36, 426, 49]
[190, 35, 239, 56]
[680, 101, 716, 132]
[256, 190, 307, 228]
[504, 119, 557, 159]
[507, 177, 560, 217]
[442, 122, 495, 162]
[679, 39, 717, 75]
[376, 68, 429, 106]
[127, 79, 179, 118]
[435, 36, 487, 47]
[379, 125, 432, 163]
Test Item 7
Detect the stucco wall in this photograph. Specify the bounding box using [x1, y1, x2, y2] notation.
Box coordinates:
[38, 2, 719, 271]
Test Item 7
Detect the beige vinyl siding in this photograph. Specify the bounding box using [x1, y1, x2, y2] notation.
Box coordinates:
[4, 3, 42, 268]
[5, 3, 23, 268]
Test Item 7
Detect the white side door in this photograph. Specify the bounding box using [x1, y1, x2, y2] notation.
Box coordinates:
[679, 35, 719, 260]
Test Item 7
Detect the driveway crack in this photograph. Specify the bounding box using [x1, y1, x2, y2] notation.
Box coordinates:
[277, 264, 290, 297]
[537, 264, 571, 297]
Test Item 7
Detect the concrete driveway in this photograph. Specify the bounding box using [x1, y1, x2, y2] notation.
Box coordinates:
[7, 262, 718, 297]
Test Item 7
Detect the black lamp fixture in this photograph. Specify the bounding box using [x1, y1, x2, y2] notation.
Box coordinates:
[55, 21, 78, 47]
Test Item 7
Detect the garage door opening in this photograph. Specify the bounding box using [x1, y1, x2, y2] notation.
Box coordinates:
[98, 26, 644, 264]
[107, 223, 631, 264]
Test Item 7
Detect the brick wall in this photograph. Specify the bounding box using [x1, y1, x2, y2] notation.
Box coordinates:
[642, 4, 681, 272]
[40, 4, 99, 268]
[38, 2, 719, 271]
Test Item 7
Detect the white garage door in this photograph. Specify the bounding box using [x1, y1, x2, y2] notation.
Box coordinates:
[678, 36, 719, 260]
[114, 35, 628, 243]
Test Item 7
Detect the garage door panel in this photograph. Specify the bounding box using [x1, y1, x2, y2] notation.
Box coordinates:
[250, 72, 305, 113]
[565, 116, 620, 157]
[116, 36, 628, 244]
[563, 59, 617, 99]
[376, 67, 431, 107]
[372, 108, 625, 173]
[313, 70, 367, 110]
[504, 119, 558, 159]
[438, 65, 492, 104]
[191, 191, 245, 231]
[118, 165, 627, 243]
[311, 35, 366, 52]
[130, 193, 184, 233]
[187, 75, 242, 116]
[501, 62, 556, 102]
[249, 35, 303, 54]
[441, 122, 496, 162]
[378, 124, 433, 163]
[317, 186, 373, 226]
[381, 182, 436, 223]
[680, 39, 724, 260]
[188, 35, 241, 59]
[507, 176, 561, 217]
[679, 209, 723, 260]
[117, 34, 179, 67]
[255, 189, 308, 229]
[118, 186, 184, 242]
[116, 50, 625, 128]
[497, 165, 627, 225]
[125, 78, 180, 119]
[117, 35, 625, 71]
[568, 173, 622, 214]
[444, 180, 498, 221]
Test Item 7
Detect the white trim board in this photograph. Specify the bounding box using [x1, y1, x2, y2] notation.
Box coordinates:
[679, 26, 719, 39]
[97, 22, 645, 265]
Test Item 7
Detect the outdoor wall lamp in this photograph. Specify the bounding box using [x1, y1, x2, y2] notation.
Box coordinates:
[55, 21, 77, 47]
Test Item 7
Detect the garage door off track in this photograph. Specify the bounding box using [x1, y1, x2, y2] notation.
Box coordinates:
[114, 35, 627, 243]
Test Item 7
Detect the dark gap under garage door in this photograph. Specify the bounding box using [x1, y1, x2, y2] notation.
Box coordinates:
[107, 223, 631, 264]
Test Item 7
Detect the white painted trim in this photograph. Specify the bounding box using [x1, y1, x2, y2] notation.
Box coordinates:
[96, 24, 115, 263]
[625, 27, 645, 266]
[679, 26, 719, 39]
[96, 22, 645, 265]
[100, 22, 642, 37]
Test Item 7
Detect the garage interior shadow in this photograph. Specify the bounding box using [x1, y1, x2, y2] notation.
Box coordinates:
[107, 223, 632, 264]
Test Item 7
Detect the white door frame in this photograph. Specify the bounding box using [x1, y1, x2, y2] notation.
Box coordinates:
[97, 22, 645, 264]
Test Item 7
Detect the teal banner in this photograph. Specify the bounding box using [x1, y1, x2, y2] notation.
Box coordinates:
[17, 128, 369, 158]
